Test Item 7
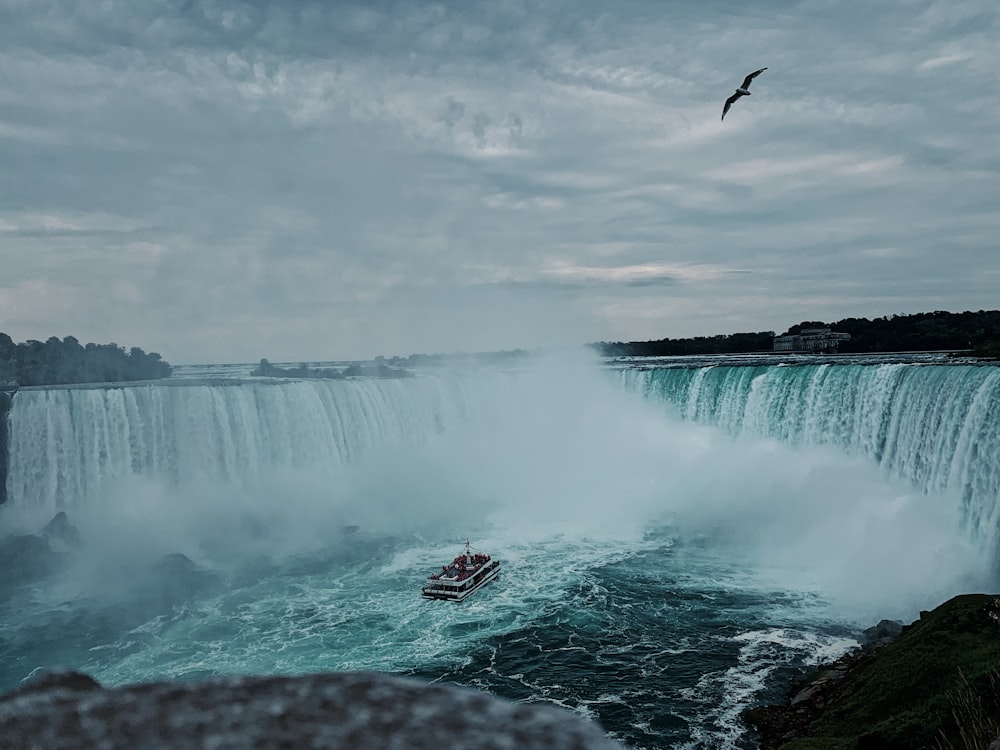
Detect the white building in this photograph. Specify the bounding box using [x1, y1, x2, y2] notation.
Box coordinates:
[773, 328, 851, 353]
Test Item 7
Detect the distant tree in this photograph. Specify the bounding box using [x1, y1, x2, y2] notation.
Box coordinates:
[251, 358, 349, 379]
[830, 310, 1000, 353]
[0, 332, 172, 386]
[0, 332, 15, 381]
[590, 331, 775, 357]
[783, 321, 829, 336]
[60, 336, 85, 383]
[251, 359, 274, 376]
[973, 341, 1000, 359]
[594, 310, 1000, 358]
[16, 340, 46, 386]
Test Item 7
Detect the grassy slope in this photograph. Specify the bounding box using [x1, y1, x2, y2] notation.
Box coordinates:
[772, 594, 1000, 750]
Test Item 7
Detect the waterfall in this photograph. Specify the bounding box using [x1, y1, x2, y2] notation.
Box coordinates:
[5, 363, 999, 546]
[621, 363, 1000, 539]
[0, 389, 12, 505]
[4, 377, 471, 513]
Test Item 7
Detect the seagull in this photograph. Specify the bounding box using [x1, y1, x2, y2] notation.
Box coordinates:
[721, 67, 767, 121]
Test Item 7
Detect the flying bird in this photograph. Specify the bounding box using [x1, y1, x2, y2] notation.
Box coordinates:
[721, 67, 767, 121]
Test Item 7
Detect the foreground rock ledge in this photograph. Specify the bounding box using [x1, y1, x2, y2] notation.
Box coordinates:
[0, 670, 622, 749]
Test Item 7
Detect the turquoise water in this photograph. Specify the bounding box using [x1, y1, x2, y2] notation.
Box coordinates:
[1, 355, 996, 748]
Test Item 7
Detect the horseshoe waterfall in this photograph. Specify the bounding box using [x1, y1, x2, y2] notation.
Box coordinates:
[1, 356, 998, 749]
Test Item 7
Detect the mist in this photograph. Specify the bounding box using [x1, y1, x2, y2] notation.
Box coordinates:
[5, 356, 986, 625]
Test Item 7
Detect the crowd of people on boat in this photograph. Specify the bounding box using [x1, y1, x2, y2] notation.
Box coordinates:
[422, 542, 501, 600]
[428, 552, 493, 582]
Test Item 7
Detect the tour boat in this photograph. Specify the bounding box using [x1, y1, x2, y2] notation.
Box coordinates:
[421, 540, 500, 602]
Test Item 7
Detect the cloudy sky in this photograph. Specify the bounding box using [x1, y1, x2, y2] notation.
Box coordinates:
[1, 0, 997, 364]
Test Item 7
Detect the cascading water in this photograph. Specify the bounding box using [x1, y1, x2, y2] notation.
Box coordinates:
[620, 363, 1000, 545]
[5, 377, 471, 514]
[1, 358, 996, 750]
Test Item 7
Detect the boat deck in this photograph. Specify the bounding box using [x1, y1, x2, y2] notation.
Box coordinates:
[422, 543, 500, 602]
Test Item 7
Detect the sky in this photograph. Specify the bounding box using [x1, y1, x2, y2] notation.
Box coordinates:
[1, 0, 998, 364]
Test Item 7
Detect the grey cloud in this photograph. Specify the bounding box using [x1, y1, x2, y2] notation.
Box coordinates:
[472, 112, 491, 142]
[478, 273, 679, 293]
[625, 276, 679, 288]
[1, 0, 997, 362]
[442, 97, 466, 126]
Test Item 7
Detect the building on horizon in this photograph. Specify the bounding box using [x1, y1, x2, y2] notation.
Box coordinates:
[773, 328, 851, 354]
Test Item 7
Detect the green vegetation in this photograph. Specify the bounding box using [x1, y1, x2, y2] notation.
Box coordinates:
[971, 341, 1000, 360]
[591, 310, 1000, 357]
[786, 310, 1000, 354]
[0, 333, 171, 386]
[934, 669, 1000, 750]
[592, 331, 776, 357]
[251, 358, 412, 379]
[749, 594, 1000, 750]
[378, 350, 531, 367]
[252, 359, 347, 379]
[810, 595, 1000, 747]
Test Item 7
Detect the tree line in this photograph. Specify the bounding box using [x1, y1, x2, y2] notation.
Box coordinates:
[785, 310, 1000, 356]
[591, 330, 776, 357]
[0, 333, 172, 386]
[251, 358, 412, 379]
[590, 310, 1000, 358]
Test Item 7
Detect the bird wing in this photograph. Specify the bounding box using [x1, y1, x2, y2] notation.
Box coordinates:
[741, 67, 767, 90]
[722, 92, 741, 120]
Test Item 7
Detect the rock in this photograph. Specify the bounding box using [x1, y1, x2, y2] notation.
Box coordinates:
[789, 668, 844, 706]
[747, 661, 860, 749]
[0, 513, 81, 589]
[747, 594, 1000, 750]
[128, 553, 220, 617]
[152, 551, 197, 575]
[0, 533, 62, 586]
[0, 670, 622, 749]
[15, 670, 102, 696]
[861, 618, 903, 651]
[42, 511, 81, 547]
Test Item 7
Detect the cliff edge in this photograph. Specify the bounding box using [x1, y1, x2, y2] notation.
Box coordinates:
[746, 593, 1000, 750]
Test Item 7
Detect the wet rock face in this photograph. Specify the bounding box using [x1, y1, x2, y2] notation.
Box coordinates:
[41, 511, 81, 546]
[0, 512, 80, 589]
[861, 619, 903, 651]
[0, 534, 62, 586]
[0, 670, 622, 750]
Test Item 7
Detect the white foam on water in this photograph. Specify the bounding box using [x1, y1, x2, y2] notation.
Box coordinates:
[677, 627, 858, 750]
